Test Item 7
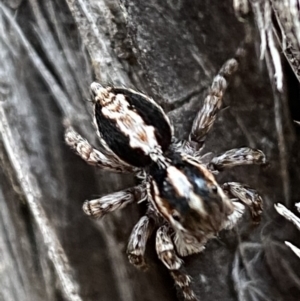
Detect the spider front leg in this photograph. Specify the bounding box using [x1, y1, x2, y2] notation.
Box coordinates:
[65, 125, 135, 173]
[127, 215, 155, 270]
[222, 182, 263, 224]
[156, 225, 199, 301]
[82, 184, 147, 218]
[207, 147, 267, 172]
[189, 57, 239, 149]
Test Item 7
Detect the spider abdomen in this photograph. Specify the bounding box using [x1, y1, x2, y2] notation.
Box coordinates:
[91, 83, 173, 167]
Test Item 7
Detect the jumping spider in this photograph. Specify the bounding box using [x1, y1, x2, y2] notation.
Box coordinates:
[65, 50, 266, 301]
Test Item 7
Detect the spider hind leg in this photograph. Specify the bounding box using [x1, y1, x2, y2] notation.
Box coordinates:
[189, 58, 239, 150]
[65, 125, 135, 173]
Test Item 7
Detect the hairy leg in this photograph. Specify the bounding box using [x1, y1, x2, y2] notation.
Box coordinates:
[222, 182, 263, 224]
[82, 184, 147, 218]
[127, 215, 155, 270]
[65, 125, 135, 173]
[208, 147, 266, 172]
[189, 54, 241, 149]
[156, 225, 199, 301]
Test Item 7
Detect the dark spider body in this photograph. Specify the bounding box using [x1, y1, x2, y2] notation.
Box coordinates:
[91, 82, 236, 250]
[65, 54, 266, 301]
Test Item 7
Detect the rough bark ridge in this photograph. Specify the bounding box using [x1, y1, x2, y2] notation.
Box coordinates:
[0, 0, 300, 301]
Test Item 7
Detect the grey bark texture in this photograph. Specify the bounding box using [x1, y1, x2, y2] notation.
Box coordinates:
[0, 0, 300, 301]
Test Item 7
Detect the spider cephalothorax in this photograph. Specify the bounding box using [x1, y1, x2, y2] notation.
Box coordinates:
[149, 153, 234, 239]
[65, 53, 266, 301]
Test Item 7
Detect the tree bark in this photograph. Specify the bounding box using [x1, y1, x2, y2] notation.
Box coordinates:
[1, 1, 300, 301]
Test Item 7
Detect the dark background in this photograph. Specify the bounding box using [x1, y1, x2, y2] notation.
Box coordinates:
[1, 1, 300, 301]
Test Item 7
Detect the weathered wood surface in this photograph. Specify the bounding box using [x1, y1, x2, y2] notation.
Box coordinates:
[1, 1, 300, 301]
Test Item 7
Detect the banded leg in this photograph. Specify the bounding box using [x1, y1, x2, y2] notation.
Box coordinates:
[127, 215, 155, 270]
[65, 125, 135, 173]
[156, 225, 199, 301]
[82, 184, 147, 218]
[208, 147, 266, 172]
[222, 182, 263, 224]
[189, 57, 239, 148]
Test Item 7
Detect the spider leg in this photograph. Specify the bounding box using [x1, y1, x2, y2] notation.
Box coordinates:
[189, 55, 239, 149]
[127, 215, 155, 270]
[156, 225, 199, 301]
[222, 182, 263, 224]
[82, 184, 147, 218]
[207, 147, 267, 172]
[65, 125, 135, 173]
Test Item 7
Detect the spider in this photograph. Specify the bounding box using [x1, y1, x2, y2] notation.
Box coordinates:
[64, 49, 266, 301]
